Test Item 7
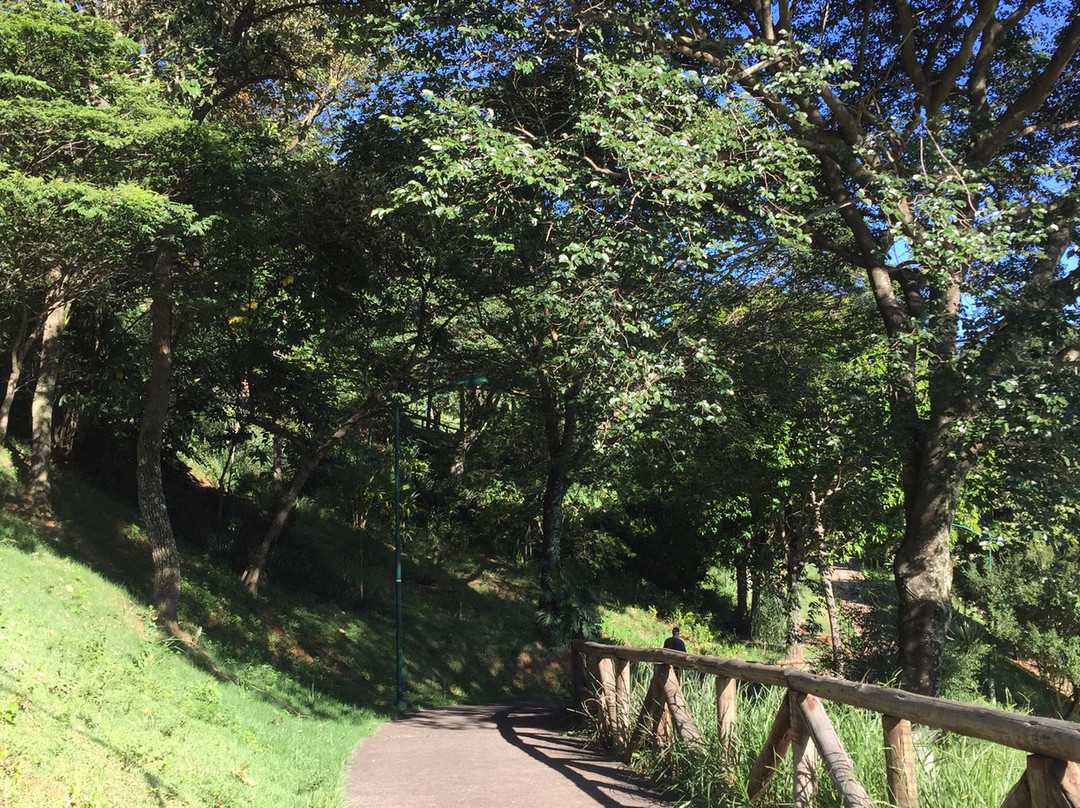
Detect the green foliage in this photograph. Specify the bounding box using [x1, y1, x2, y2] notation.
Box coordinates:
[534, 563, 603, 651]
[966, 532, 1080, 718]
[1, 0, 1077, 749]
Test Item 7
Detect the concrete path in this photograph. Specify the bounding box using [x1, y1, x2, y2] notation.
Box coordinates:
[343, 701, 675, 807]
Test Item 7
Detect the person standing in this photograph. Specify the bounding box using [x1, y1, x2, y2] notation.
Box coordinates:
[663, 626, 686, 653]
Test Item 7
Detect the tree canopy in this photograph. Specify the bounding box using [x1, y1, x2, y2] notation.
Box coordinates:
[0, 0, 1077, 696]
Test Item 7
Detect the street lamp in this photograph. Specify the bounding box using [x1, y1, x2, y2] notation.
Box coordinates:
[392, 375, 487, 711]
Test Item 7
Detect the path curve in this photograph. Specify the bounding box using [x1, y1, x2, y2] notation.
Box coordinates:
[343, 701, 674, 808]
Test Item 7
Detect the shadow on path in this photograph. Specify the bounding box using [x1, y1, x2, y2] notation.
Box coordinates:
[344, 701, 673, 808]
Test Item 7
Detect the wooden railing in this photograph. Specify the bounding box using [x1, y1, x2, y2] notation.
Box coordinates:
[571, 641, 1080, 808]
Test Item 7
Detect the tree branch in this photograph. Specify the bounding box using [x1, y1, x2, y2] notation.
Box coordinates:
[927, 0, 997, 117]
[970, 10, 1080, 163]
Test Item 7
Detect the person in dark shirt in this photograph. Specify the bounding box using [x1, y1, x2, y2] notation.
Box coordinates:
[663, 626, 686, 653]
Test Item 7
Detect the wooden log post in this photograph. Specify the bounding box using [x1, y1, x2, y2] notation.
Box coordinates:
[615, 658, 632, 750]
[883, 715, 919, 808]
[1000, 773, 1033, 808]
[575, 641, 1080, 765]
[795, 693, 872, 808]
[597, 656, 618, 744]
[656, 665, 673, 748]
[748, 696, 793, 801]
[624, 668, 668, 763]
[791, 691, 819, 808]
[716, 676, 738, 755]
[660, 664, 706, 756]
[1025, 755, 1080, 808]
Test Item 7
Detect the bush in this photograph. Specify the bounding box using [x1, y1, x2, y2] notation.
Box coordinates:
[965, 534, 1080, 718]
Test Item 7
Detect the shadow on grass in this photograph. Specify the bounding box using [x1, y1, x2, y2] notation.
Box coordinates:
[6, 465, 566, 721]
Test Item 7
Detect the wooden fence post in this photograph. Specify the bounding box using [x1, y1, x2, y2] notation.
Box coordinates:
[575, 640, 1080, 808]
[791, 690, 819, 808]
[796, 693, 872, 808]
[883, 715, 918, 808]
[586, 654, 602, 723]
[571, 644, 587, 718]
[716, 676, 738, 754]
[597, 656, 618, 743]
[624, 667, 668, 763]
[656, 665, 673, 747]
[1024, 755, 1080, 808]
[615, 658, 632, 750]
[660, 664, 705, 756]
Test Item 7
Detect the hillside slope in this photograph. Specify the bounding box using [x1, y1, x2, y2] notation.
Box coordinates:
[0, 496, 563, 806]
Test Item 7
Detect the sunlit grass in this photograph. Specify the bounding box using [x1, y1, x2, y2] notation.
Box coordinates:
[0, 516, 377, 807]
[0, 488, 564, 807]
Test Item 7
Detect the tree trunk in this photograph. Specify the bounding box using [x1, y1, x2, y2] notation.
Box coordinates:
[894, 433, 968, 695]
[449, 389, 496, 481]
[539, 462, 570, 595]
[749, 568, 763, 640]
[819, 555, 843, 673]
[536, 381, 578, 621]
[241, 453, 319, 595]
[26, 275, 69, 513]
[449, 422, 481, 480]
[735, 559, 750, 637]
[136, 253, 182, 632]
[272, 430, 284, 498]
[785, 517, 806, 663]
[0, 306, 37, 445]
[240, 387, 397, 595]
[216, 420, 240, 524]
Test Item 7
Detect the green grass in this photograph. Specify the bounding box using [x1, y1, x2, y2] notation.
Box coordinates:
[592, 567, 1040, 807]
[0, 472, 565, 806]
[600, 603, 770, 662]
[0, 514, 378, 807]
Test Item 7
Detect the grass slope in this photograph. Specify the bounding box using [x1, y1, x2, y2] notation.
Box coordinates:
[0, 477, 563, 806]
[0, 512, 377, 807]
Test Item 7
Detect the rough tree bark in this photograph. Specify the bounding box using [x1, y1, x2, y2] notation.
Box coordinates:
[536, 377, 580, 621]
[784, 514, 806, 663]
[136, 253, 182, 632]
[894, 407, 971, 695]
[26, 272, 70, 513]
[735, 559, 750, 637]
[448, 390, 498, 481]
[819, 552, 843, 674]
[630, 0, 1080, 697]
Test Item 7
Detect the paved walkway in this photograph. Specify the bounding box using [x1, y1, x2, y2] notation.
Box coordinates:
[343, 701, 675, 807]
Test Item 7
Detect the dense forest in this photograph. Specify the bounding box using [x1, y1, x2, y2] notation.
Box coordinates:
[2, 0, 1079, 707]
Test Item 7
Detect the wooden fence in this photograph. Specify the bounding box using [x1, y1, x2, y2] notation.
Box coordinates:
[571, 641, 1080, 808]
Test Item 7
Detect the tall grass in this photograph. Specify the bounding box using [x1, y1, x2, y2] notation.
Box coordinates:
[617, 668, 1027, 807]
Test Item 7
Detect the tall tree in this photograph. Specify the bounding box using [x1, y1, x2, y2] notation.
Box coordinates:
[384, 40, 738, 626]
[0, 3, 203, 518]
[653, 0, 1079, 694]
[398, 0, 1078, 689]
[502, 0, 1080, 694]
[90, 0, 392, 606]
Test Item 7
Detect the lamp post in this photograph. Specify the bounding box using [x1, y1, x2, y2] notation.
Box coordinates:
[392, 375, 486, 711]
